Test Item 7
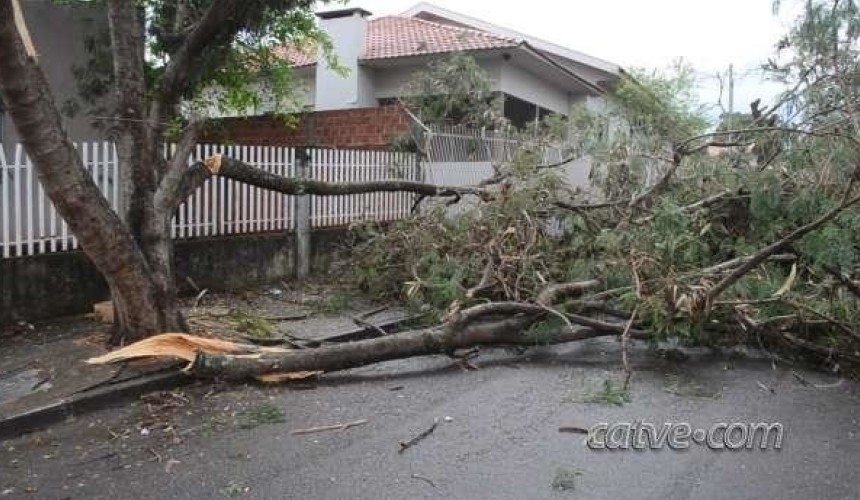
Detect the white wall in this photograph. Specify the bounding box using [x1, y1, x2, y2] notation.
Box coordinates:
[499, 62, 571, 115]
[315, 11, 375, 110]
[371, 64, 419, 99]
[371, 58, 503, 100]
[296, 71, 316, 109]
[2, 1, 110, 151]
[545, 55, 615, 87]
[195, 73, 315, 119]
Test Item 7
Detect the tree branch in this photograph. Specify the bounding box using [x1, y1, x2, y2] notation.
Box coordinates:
[536, 280, 602, 306]
[707, 192, 860, 302]
[183, 314, 649, 379]
[822, 265, 860, 299]
[106, 0, 158, 229]
[148, 0, 248, 126]
[154, 121, 203, 212]
[204, 154, 492, 200]
[680, 126, 860, 152]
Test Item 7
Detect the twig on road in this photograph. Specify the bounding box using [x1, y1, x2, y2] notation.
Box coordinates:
[410, 474, 437, 488]
[399, 420, 439, 454]
[290, 419, 368, 436]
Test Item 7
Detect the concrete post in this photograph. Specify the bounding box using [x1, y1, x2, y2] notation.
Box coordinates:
[294, 148, 311, 281]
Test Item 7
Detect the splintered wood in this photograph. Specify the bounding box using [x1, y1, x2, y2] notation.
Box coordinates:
[86, 333, 322, 384]
[93, 301, 114, 324]
[86, 333, 286, 364]
[85, 333, 318, 383]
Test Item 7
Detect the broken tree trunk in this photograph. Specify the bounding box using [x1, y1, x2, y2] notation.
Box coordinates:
[87, 281, 643, 380]
[178, 154, 492, 201]
[91, 318, 647, 381]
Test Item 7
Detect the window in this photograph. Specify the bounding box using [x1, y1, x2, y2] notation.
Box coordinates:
[503, 94, 537, 129]
[502, 94, 556, 129]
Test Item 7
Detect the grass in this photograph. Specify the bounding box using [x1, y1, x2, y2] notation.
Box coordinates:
[551, 466, 583, 491]
[584, 379, 631, 406]
[318, 291, 352, 314]
[230, 309, 276, 338]
[198, 403, 287, 434]
[236, 403, 286, 429]
[222, 480, 250, 498]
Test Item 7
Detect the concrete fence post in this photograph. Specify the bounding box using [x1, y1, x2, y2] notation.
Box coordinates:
[294, 147, 311, 281]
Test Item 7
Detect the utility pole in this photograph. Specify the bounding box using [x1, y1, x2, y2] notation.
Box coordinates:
[294, 148, 311, 282]
[727, 64, 735, 129]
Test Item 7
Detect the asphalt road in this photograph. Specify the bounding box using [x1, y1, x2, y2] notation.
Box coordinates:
[2, 338, 859, 499]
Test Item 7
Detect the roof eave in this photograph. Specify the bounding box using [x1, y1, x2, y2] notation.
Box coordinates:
[402, 2, 622, 76]
[515, 42, 606, 96]
[358, 46, 517, 67]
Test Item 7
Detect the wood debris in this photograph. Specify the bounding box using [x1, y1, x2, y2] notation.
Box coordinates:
[255, 371, 322, 383]
[290, 419, 368, 435]
[399, 421, 438, 454]
[85, 333, 288, 365]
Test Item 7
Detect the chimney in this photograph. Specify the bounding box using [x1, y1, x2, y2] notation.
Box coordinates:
[314, 8, 373, 111]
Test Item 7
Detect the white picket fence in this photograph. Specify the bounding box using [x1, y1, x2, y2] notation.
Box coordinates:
[0, 143, 419, 258]
[0, 142, 119, 257]
[309, 148, 420, 228]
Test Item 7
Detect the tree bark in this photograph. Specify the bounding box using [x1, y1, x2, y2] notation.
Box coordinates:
[201, 155, 491, 199]
[105, 0, 188, 338]
[0, 1, 173, 344]
[0, 0, 484, 345]
[188, 318, 645, 380]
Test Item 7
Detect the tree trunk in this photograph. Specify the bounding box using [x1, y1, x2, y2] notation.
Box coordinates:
[104, 0, 189, 339]
[187, 319, 646, 379]
[0, 2, 180, 344]
[1, 0, 486, 345]
[138, 209, 189, 334]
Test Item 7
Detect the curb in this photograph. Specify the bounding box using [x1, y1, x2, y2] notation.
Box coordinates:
[0, 315, 422, 440]
[0, 370, 191, 441]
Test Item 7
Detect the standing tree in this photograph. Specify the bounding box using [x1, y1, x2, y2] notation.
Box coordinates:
[0, 0, 479, 344]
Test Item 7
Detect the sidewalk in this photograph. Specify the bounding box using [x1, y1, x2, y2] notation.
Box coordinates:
[0, 285, 413, 439]
[0, 318, 184, 439]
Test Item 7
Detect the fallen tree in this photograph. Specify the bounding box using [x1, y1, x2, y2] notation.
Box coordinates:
[89, 284, 642, 379]
[76, 1, 860, 381]
[88, 226, 860, 382]
[92, 0, 860, 381]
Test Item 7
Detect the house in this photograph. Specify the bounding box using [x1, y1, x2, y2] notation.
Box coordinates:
[0, 0, 109, 153]
[208, 3, 623, 150]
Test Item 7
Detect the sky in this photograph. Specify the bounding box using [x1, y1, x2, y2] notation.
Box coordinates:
[342, 0, 805, 123]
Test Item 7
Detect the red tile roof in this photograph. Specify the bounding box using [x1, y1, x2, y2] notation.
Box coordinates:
[279, 16, 520, 67]
[277, 45, 317, 67]
[365, 16, 519, 60]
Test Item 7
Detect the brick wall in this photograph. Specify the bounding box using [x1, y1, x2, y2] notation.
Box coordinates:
[202, 105, 411, 150]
